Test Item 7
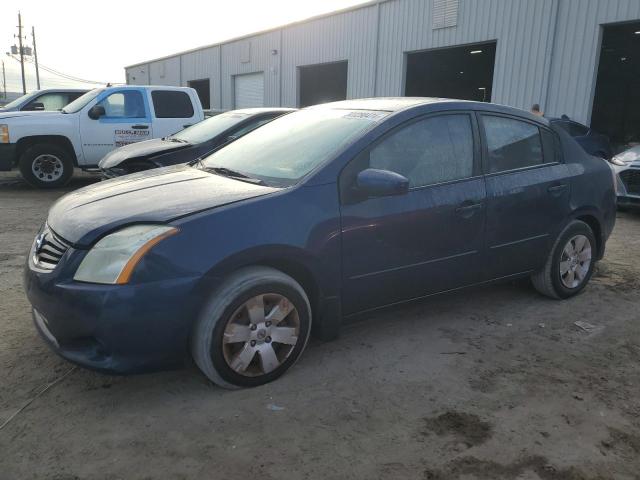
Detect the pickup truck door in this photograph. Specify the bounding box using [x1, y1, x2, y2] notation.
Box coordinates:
[79, 88, 153, 165]
[148, 89, 203, 138]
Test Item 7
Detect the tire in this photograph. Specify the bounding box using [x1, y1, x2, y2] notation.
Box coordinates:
[531, 220, 596, 299]
[19, 143, 74, 189]
[191, 266, 312, 389]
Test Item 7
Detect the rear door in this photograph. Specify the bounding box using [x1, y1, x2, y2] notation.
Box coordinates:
[340, 112, 486, 314]
[480, 113, 570, 280]
[150, 89, 201, 138]
[79, 88, 153, 165]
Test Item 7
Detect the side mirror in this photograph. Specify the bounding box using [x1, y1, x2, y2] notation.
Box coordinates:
[88, 105, 106, 120]
[354, 168, 409, 198]
[23, 102, 45, 111]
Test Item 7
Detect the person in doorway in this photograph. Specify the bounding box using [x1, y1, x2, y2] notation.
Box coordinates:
[531, 104, 544, 117]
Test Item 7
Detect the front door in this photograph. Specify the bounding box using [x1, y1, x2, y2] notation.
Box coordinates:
[479, 114, 571, 279]
[340, 113, 486, 314]
[80, 89, 152, 165]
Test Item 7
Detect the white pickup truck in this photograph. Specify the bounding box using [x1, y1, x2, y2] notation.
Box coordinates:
[0, 85, 204, 188]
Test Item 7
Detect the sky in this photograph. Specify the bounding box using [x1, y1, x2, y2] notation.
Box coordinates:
[1, 0, 369, 94]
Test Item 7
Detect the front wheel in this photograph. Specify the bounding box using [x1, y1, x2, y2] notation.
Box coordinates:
[531, 220, 596, 299]
[19, 143, 74, 188]
[191, 267, 312, 389]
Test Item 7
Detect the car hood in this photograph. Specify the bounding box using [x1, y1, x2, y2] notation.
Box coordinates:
[0, 110, 63, 120]
[48, 165, 278, 246]
[612, 146, 640, 166]
[99, 138, 191, 169]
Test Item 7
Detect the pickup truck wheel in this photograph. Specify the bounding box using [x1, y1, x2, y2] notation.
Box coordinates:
[19, 144, 73, 188]
[531, 220, 596, 299]
[191, 266, 312, 389]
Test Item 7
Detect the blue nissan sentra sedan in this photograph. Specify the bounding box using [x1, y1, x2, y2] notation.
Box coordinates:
[24, 98, 616, 388]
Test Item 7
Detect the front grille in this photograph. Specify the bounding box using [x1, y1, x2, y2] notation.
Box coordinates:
[33, 226, 71, 271]
[619, 169, 640, 195]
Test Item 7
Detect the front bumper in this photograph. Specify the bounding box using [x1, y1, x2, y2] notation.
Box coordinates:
[0, 143, 17, 171]
[615, 166, 640, 208]
[24, 250, 203, 374]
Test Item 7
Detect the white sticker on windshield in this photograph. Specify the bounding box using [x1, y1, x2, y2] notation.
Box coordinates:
[342, 111, 387, 121]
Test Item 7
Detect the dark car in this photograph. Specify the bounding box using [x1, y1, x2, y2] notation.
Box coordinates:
[99, 108, 294, 178]
[549, 116, 613, 159]
[25, 98, 616, 388]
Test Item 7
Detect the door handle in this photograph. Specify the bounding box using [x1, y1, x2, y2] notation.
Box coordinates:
[547, 184, 567, 196]
[455, 202, 483, 217]
[131, 124, 149, 130]
[183, 124, 192, 129]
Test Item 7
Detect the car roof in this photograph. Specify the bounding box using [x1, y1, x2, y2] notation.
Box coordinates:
[228, 107, 297, 115]
[308, 97, 549, 125]
[34, 88, 89, 93]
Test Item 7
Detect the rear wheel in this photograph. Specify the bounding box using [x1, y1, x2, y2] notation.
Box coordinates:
[19, 143, 74, 188]
[531, 220, 596, 299]
[191, 266, 312, 389]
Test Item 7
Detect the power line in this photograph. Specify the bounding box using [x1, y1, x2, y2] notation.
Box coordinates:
[6, 54, 109, 85]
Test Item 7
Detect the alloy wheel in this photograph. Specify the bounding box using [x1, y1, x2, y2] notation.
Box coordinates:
[32, 154, 64, 183]
[559, 234, 592, 289]
[222, 293, 300, 377]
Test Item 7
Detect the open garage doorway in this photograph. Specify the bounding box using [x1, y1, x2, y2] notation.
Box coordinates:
[188, 79, 210, 109]
[298, 61, 348, 107]
[591, 21, 640, 150]
[405, 41, 497, 102]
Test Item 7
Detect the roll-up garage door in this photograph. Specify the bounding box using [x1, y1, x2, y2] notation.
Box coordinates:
[234, 72, 264, 108]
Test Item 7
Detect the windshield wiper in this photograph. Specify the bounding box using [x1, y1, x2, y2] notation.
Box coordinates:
[206, 166, 265, 185]
[168, 137, 188, 143]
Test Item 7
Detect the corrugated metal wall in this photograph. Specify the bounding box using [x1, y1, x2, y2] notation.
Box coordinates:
[281, 5, 378, 106]
[125, 0, 640, 123]
[546, 0, 640, 123]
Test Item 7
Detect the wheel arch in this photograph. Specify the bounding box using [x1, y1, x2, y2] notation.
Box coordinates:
[196, 246, 331, 334]
[16, 135, 78, 167]
[568, 208, 603, 259]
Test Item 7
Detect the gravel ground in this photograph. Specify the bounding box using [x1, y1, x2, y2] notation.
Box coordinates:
[0, 170, 639, 480]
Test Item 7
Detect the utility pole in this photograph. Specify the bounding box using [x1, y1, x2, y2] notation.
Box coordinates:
[31, 26, 40, 90]
[1, 61, 6, 99]
[16, 12, 26, 94]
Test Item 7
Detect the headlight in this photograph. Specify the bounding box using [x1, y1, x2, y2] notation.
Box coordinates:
[74, 225, 178, 284]
[610, 156, 626, 166]
[0, 124, 8, 143]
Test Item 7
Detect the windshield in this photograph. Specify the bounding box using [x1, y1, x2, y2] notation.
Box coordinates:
[1, 92, 38, 110]
[199, 109, 385, 186]
[171, 112, 250, 144]
[62, 88, 104, 114]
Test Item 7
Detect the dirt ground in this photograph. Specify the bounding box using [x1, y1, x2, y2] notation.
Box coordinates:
[0, 170, 639, 480]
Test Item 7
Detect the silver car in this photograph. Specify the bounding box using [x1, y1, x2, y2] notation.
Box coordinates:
[611, 145, 640, 209]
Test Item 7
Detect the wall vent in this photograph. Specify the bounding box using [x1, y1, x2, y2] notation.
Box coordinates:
[433, 0, 459, 29]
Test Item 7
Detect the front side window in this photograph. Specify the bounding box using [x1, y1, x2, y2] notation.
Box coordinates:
[24, 93, 68, 111]
[98, 91, 145, 118]
[151, 90, 194, 118]
[483, 115, 543, 173]
[366, 114, 474, 188]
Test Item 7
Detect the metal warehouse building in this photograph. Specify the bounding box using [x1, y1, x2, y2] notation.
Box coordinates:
[126, 0, 640, 145]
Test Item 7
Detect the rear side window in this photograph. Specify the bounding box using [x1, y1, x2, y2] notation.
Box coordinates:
[151, 91, 194, 118]
[367, 114, 475, 188]
[483, 115, 544, 173]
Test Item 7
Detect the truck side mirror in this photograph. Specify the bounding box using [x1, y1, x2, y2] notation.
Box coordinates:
[88, 105, 106, 120]
[23, 102, 45, 111]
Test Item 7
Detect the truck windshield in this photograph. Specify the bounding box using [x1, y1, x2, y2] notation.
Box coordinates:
[0, 92, 37, 110]
[199, 108, 386, 186]
[62, 89, 104, 114]
[170, 112, 251, 144]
